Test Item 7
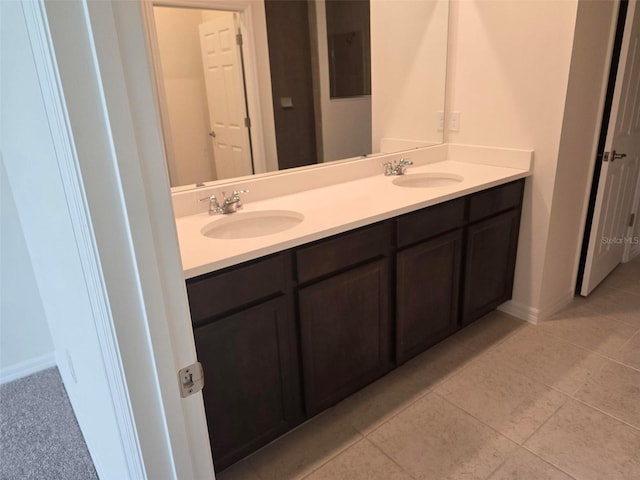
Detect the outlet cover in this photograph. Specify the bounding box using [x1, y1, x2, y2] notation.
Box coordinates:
[449, 111, 461, 132]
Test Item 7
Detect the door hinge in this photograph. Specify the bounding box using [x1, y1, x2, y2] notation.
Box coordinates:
[236, 32, 243, 46]
[244, 117, 251, 128]
[630, 213, 636, 228]
[178, 362, 204, 398]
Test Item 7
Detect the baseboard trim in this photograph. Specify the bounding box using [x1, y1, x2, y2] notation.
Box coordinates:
[498, 291, 575, 324]
[0, 353, 56, 385]
[498, 301, 540, 324]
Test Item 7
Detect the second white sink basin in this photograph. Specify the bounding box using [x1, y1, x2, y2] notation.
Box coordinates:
[392, 173, 464, 188]
[201, 210, 304, 239]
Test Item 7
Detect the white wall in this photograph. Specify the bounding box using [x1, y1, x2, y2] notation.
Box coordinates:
[1, 2, 130, 476]
[540, 0, 617, 308]
[371, 0, 448, 151]
[314, 0, 372, 162]
[154, 7, 217, 186]
[0, 161, 54, 383]
[447, 0, 579, 316]
[447, 0, 617, 318]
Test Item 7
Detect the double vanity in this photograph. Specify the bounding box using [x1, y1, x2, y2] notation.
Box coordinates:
[173, 144, 532, 471]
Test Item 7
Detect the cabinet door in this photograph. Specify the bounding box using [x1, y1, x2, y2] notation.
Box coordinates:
[194, 297, 302, 471]
[396, 229, 463, 364]
[298, 259, 392, 415]
[462, 209, 521, 325]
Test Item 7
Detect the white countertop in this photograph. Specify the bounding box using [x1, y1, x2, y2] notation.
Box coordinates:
[176, 156, 532, 279]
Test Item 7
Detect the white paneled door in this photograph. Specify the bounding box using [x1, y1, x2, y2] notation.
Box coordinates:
[582, 0, 640, 295]
[199, 15, 253, 180]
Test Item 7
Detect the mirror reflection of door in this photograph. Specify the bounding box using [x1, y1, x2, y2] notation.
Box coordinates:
[147, 0, 449, 188]
[199, 13, 254, 179]
[152, 7, 254, 185]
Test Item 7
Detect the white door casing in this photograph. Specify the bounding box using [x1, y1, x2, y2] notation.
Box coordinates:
[582, 0, 640, 295]
[38, 0, 218, 478]
[142, 0, 275, 185]
[199, 15, 254, 179]
[626, 171, 640, 260]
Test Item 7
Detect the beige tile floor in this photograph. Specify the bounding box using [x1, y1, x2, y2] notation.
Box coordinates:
[219, 256, 640, 480]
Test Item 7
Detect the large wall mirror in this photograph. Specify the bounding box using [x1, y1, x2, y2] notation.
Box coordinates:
[143, 0, 449, 190]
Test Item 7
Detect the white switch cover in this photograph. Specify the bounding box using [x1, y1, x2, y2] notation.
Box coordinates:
[437, 111, 444, 132]
[449, 111, 461, 132]
[280, 97, 293, 109]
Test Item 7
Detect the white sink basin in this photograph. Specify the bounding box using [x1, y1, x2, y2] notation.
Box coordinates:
[392, 173, 464, 188]
[201, 210, 304, 239]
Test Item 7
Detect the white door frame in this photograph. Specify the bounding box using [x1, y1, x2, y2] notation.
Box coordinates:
[35, 0, 216, 478]
[142, 0, 274, 181]
[624, 170, 640, 261]
[581, 0, 640, 294]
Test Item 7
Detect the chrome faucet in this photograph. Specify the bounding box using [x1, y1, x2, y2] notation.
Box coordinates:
[384, 158, 413, 176]
[200, 190, 249, 215]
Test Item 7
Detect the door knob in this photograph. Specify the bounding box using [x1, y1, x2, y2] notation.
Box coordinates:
[209, 131, 216, 138]
[607, 150, 627, 162]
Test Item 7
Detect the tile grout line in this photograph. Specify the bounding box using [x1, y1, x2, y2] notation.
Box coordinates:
[530, 316, 640, 366]
[518, 403, 583, 480]
[566, 395, 640, 434]
[364, 437, 421, 480]
[358, 318, 526, 440]
[356, 335, 501, 439]
[520, 397, 640, 480]
[294, 429, 366, 480]
[519, 444, 580, 480]
[433, 392, 521, 447]
[234, 281, 640, 479]
[243, 410, 365, 480]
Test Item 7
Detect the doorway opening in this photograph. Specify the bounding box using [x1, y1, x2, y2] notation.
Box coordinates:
[577, 0, 640, 295]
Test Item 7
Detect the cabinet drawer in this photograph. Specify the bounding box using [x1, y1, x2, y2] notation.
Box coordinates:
[468, 179, 524, 222]
[396, 198, 465, 248]
[186, 254, 287, 324]
[295, 222, 391, 283]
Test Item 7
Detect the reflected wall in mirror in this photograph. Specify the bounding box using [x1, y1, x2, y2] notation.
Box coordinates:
[144, 0, 449, 189]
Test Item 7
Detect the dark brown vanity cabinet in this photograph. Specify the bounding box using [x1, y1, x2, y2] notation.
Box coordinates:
[187, 254, 302, 471]
[461, 181, 524, 325]
[396, 230, 463, 364]
[185, 178, 525, 472]
[395, 199, 466, 364]
[295, 223, 393, 415]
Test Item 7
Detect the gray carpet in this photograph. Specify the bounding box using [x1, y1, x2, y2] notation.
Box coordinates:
[0, 368, 98, 479]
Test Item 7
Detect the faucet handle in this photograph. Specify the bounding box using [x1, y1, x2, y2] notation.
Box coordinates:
[199, 194, 217, 204]
[200, 194, 222, 215]
[232, 189, 249, 208]
[398, 157, 413, 174]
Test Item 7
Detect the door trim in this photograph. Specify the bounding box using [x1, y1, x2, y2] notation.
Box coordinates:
[576, 0, 630, 294]
[33, 0, 216, 478]
[21, 1, 146, 478]
[141, 0, 273, 181]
